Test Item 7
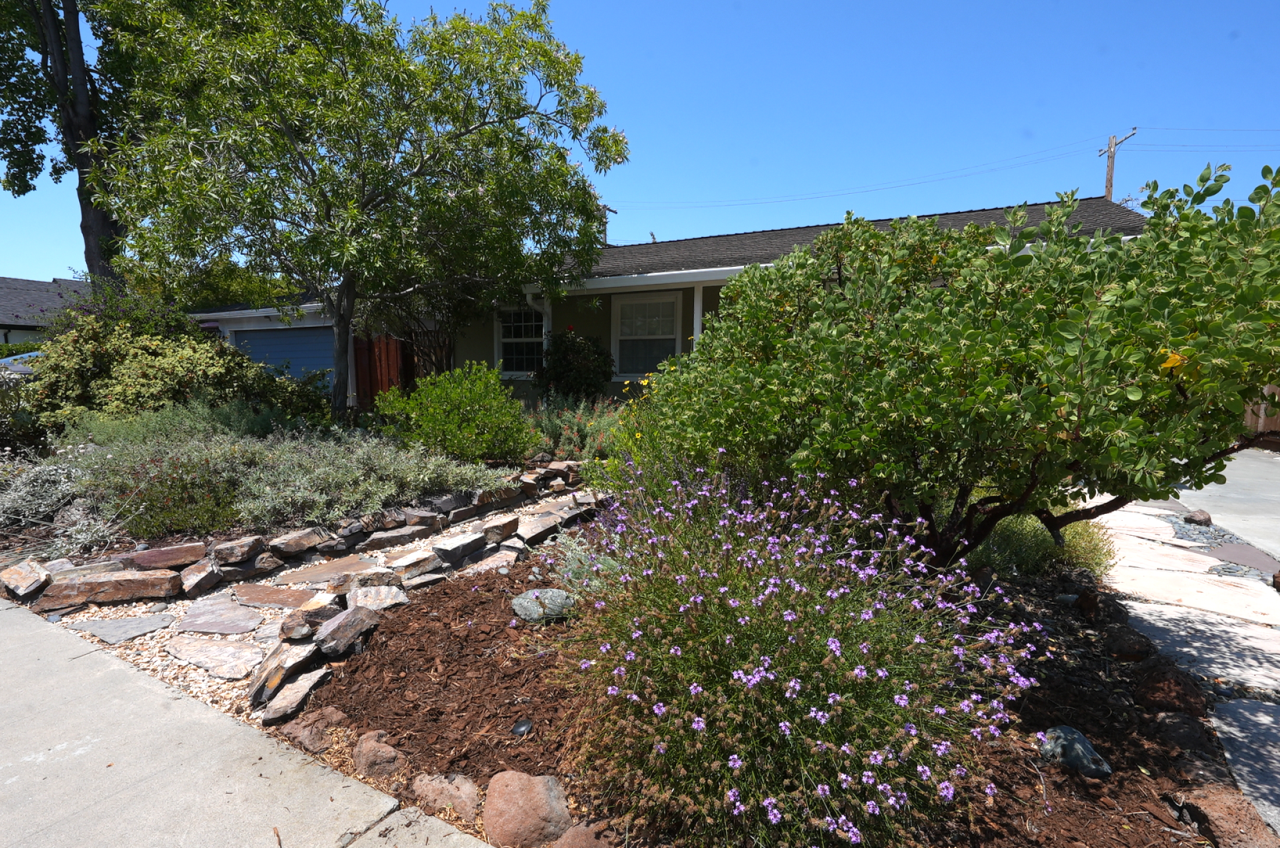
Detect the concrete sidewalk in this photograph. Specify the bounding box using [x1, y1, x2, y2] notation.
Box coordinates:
[1175, 447, 1280, 559]
[0, 597, 398, 848]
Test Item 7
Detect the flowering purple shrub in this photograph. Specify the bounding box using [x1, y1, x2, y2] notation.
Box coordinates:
[562, 465, 1043, 846]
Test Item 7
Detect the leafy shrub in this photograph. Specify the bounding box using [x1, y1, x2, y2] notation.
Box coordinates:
[624, 168, 1280, 565]
[0, 341, 41, 359]
[375, 361, 537, 463]
[966, 511, 1116, 579]
[0, 377, 47, 452]
[530, 395, 621, 461]
[562, 466, 1041, 847]
[533, 329, 615, 400]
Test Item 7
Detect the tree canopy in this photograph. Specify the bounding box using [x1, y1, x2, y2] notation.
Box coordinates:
[626, 165, 1280, 565]
[97, 0, 628, 415]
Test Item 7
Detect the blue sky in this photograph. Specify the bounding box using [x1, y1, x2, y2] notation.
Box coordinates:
[4, 0, 1279, 279]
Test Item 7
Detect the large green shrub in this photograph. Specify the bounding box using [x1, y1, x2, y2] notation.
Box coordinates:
[375, 361, 537, 463]
[624, 167, 1280, 565]
[0, 377, 46, 452]
[533, 329, 615, 400]
[562, 467, 1038, 846]
[530, 395, 621, 460]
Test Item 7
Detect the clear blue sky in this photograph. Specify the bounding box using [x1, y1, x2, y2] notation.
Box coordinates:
[4, 0, 1279, 279]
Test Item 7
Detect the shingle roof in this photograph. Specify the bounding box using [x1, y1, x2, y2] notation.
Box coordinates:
[0, 277, 86, 328]
[593, 196, 1147, 278]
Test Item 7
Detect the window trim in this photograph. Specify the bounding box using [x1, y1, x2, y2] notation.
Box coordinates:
[493, 307, 545, 379]
[611, 290, 682, 379]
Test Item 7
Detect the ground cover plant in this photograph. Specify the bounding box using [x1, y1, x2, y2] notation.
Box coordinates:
[621, 167, 1280, 566]
[530, 394, 621, 461]
[562, 464, 1044, 847]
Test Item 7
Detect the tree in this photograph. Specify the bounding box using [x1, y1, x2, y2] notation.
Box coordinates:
[97, 0, 628, 417]
[1, 0, 129, 285]
[628, 165, 1280, 566]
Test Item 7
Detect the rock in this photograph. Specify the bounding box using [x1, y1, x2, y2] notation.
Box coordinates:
[448, 505, 477, 523]
[483, 771, 572, 848]
[247, 640, 319, 705]
[326, 567, 401, 595]
[353, 730, 405, 780]
[359, 513, 383, 533]
[338, 518, 365, 537]
[233, 584, 316, 610]
[482, 514, 519, 545]
[1039, 725, 1112, 778]
[32, 569, 182, 612]
[548, 479, 566, 493]
[176, 594, 264, 634]
[127, 542, 206, 570]
[516, 513, 561, 546]
[381, 507, 407, 529]
[147, 601, 168, 613]
[546, 460, 571, 478]
[299, 592, 339, 611]
[511, 588, 574, 623]
[42, 557, 75, 574]
[180, 559, 223, 597]
[402, 508, 441, 530]
[466, 550, 518, 575]
[428, 492, 471, 515]
[518, 475, 540, 497]
[317, 535, 360, 554]
[212, 535, 266, 565]
[278, 605, 340, 639]
[1184, 509, 1213, 527]
[386, 549, 443, 580]
[166, 635, 264, 679]
[356, 525, 435, 553]
[268, 527, 330, 557]
[572, 491, 597, 507]
[411, 773, 481, 821]
[314, 606, 380, 656]
[500, 537, 528, 560]
[254, 622, 281, 642]
[433, 532, 486, 564]
[530, 452, 553, 463]
[1135, 658, 1208, 717]
[348, 585, 409, 611]
[278, 617, 312, 641]
[219, 552, 285, 582]
[261, 667, 332, 725]
[276, 554, 382, 586]
[1175, 785, 1280, 848]
[551, 824, 616, 848]
[1, 560, 51, 598]
[67, 613, 174, 644]
[402, 572, 446, 591]
[49, 559, 125, 583]
[279, 706, 347, 754]
[1104, 626, 1154, 661]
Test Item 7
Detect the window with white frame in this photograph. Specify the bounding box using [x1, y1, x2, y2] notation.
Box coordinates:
[614, 292, 680, 376]
[498, 308, 544, 374]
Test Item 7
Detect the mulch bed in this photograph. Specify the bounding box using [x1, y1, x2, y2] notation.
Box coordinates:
[307, 554, 576, 790]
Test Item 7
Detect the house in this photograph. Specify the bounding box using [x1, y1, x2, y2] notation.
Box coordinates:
[0, 276, 85, 344]
[454, 196, 1149, 396]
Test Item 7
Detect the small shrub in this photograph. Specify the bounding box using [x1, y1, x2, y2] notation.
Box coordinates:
[533, 329, 615, 400]
[562, 466, 1041, 847]
[530, 395, 622, 461]
[0, 462, 81, 526]
[967, 512, 1115, 579]
[0, 377, 47, 452]
[375, 361, 537, 463]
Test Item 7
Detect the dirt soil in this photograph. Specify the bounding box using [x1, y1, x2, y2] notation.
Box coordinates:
[306, 555, 575, 791]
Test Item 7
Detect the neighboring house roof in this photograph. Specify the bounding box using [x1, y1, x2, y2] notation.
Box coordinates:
[0, 276, 85, 328]
[591, 196, 1147, 279]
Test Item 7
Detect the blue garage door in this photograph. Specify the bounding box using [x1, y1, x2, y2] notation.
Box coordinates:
[234, 327, 334, 382]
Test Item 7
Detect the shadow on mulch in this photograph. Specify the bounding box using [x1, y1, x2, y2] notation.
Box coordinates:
[307, 555, 578, 790]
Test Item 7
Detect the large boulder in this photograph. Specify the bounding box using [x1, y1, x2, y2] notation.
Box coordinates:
[483, 771, 572, 848]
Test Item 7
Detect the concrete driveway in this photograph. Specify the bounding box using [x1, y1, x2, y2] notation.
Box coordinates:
[1175, 448, 1280, 559]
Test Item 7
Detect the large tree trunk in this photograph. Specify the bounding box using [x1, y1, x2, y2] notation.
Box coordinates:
[330, 275, 357, 419]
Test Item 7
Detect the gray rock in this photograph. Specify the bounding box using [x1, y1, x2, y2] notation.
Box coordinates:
[348, 585, 409, 612]
[147, 602, 168, 613]
[428, 492, 471, 515]
[386, 550, 443, 580]
[1039, 725, 1112, 778]
[1, 561, 51, 598]
[261, 667, 332, 725]
[314, 606, 380, 656]
[511, 588, 575, 623]
[43, 557, 76, 574]
[48, 559, 124, 583]
[68, 613, 174, 644]
[381, 507, 407, 529]
[180, 559, 222, 597]
[247, 640, 319, 705]
[166, 635, 265, 679]
[1184, 509, 1213, 527]
[268, 527, 330, 557]
[326, 567, 401, 595]
[176, 594, 264, 635]
[356, 524, 435, 552]
[433, 532, 486, 564]
[516, 513, 561, 546]
[254, 621, 282, 642]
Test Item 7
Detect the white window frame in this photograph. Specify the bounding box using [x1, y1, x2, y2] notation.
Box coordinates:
[611, 290, 682, 379]
[494, 307, 544, 379]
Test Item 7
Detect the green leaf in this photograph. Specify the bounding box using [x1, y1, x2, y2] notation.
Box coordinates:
[1125, 386, 1143, 401]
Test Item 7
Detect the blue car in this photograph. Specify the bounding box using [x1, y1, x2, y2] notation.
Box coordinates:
[0, 350, 41, 377]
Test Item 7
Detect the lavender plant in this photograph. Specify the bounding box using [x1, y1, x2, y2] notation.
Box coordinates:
[562, 465, 1044, 847]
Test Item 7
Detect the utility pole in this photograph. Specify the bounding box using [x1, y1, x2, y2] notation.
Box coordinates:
[1098, 127, 1137, 201]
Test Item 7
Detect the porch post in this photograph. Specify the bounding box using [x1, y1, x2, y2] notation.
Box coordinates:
[693, 284, 704, 346]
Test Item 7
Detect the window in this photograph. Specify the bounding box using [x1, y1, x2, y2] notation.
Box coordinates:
[498, 308, 544, 374]
[613, 292, 680, 376]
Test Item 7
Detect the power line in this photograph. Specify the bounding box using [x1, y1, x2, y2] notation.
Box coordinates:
[1143, 127, 1280, 133]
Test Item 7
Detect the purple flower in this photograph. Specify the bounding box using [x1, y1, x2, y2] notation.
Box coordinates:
[606, 686, 619, 696]
[826, 637, 842, 657]
[938, 781, 955, 801]
[728, 754, 744, 769]
[779, 721, 792, 736]
[612, 666, 626, 677]
[599, 643, 611, 653]
[816, 784, 830, 797]
[692, 716, 706, 731]
[894, 694, 909, 707]
[828, 692, 842, 704]
[578, 660, 593, 670]
[785, 678, 801, 699]
[853, 665, 867, 679]
[653, 703, 666, 717]
[985, 783, 998, 797]
[689, 683, 704, 696]
[670, 646, 682, 656]
[917, 765, 932, 781]
[624, 651, 636, 661]
[865, 800, 880, 815]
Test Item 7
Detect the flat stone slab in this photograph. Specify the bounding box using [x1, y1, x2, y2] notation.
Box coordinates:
[275, 554, 381, 586]
[1205, 543, 1280, 573]
[176, 594, 263, 634]
[33, 569, 182, 612]
[348, 585, 409, 611]
[261, 667, 331, 725]
[247, 640, 318, 705]
[268, 527, 330, 557]
[233, 584, 316, 609]
[68, 614, 174, 645]
[1123, 602, 1280, 691]
[1212, 700, 1280, 834]
[357, 524, 434, 552]
[165, 635, 264, 679]
[433, 532, 486, 564]
[347, 807, 488, 847]
[127, 542, 206, 571]
[1107, 565, 1280, 625]
[1107, 533, 1223, 573]
[1096, 511, 1176, 539]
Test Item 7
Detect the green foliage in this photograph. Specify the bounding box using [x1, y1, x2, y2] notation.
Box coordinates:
[627, 166, 1280, 564]
[966, 511, 1116, 579]
[561, 467, 1037, 846]
[43, 286, 193, 339]
[530, 395, 621, 460]
[534, 329, 615, 400]
[0, 461, 80, 526]
[0, 377, 46, 452]
[0, 341, 41, 358]
[98, 0, 628, 415]
[375, 362, 537, 464]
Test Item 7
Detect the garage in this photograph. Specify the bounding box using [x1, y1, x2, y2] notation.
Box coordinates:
[233, 326, 334, 382]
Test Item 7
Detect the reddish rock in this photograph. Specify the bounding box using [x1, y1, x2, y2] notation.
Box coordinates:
[482, 514, 519, 544]
[279, 706, 347, 754]
[180, 559, 222, 597]
[483, 771, 572, 848]
[353, 730, 405, 780]
[1135, 660, 1207, 717]
[552, 824, 617, 848]
[275, 554, 380, 586]
[1177, 785, 1280, 848]
[1184, 509, 1213, 527]
[411, 773, 481, 821]
[261, 667, 331, 725]
[356, 524, 435, 552]
[127, 542, 206, 571]
[402, 508, 442, 529]
[32, 569, 182, 612]
[233, 584, 316, 609]
[1, 560, 51, 598]
[268, 527, 330, 557]
[212, 535, 265, 565]
[246, 639, 318, 705]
